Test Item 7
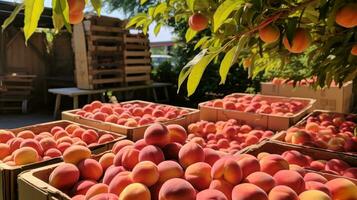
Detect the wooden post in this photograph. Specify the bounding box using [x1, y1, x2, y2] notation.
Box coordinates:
[0, 30, 6, 74]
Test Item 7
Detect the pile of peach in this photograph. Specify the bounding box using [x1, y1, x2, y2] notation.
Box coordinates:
[47, 123, 357, 200]
[187, 120, 274, 154]
[0, 124, 115, 166]
[75, 101, 191, 128]
[266, 150, 357, 179]
[283, 112, 357, 153]
[271, 77, 339, 87]
[203, 94, 306, 116]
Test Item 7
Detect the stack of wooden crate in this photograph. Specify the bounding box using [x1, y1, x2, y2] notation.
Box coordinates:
[73, 16, 125, 89]
[72, 15, 152, 90]
[123, 33, 152, 84]
[0, 74, 36, 113]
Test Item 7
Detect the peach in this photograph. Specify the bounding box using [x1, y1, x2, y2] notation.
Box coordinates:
[93, 112, 107, 121]
[133, 139, 147, 150]
[13, 147, 39, 165]
[90, 101, 102, 109]
[289, 164, 305, 176]
[118, 183, 151, 200]
[304, 172, 328, 183]
[178, 142, 205, 168]
[44, 148, 62, 158]
[94, 193, 129, 200]
[305, 181, 331, 196]
[54, 130, 69, 140]
[196, 189, 228, 200]
[81, 129, 99, 144]
[49, 163, 80, 189]
[335, 3, 357, 28]
[98, 134, 114, 144]
[138, 145, 165, 165]
[72, 195, 85, 200]
[325, 159, 350, 175]
[268, 185, 298, 200]
[310, 160, 327, 171]
[39, 138, 57, 152]
[343, 168, 357, 179]
[204, 148, 221, 166]
[259, 24, 280, 44]
[17, 130, 35, 139]
[98, 152, 115, 171]
[162, 142, 182, 160]
[0, 130, 15, 143]
[283, 28, 310, 53]
[112, 140, 134, 154]
[167, 124, 187, 144]
[68, 0, 85, 13]
[259, 154, 289, 175]
[281, 150, 310, 167]
[102, 166, 125, 185]
[121, 146, 139, 170]
[105, 114, 119, 123]
[65, 124, 80, 134]
[7, 137, 23, 153]
[157, 160, 184, 183]
[212, 100, 224, 108]
[232, 183, 268, 200]
[58, 142, 72, 153]
[131, 161, 159, 187]
[144, 123, 169, 147]
[124, 119, 138, 127]
[291, 131, 312, 145]
[56, 136, 74, 145]
[326, 178, 357, 200]
[352, 44, 357, 56]
[211, 157, 242, 185]
[305, 122, 320, 132]
[273, 170, 305, 194]
[158, 178, 196, 200]
[0, 144, 10, 160]
[85, 183, 108, 200]
[72, 128, 86, 138]
[108, 171, 134, 195]
[298, 190, 331, 200]
[209, 179, 234, 200]
[235, 154, 261, 178]
[63, 145, 91, 165]
[78, 158, 103, 181]
[73, 180, 97, 195]
[244, 172, 276, 193]
[184, 162, 212, 190]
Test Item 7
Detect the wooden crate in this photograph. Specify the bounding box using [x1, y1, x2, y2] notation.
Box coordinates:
[199, 93, 316, 131]
[73, 16, 126, 89]
[272, 110, 357, 155]
[260, 81, 353, 113]
[0, 74, 36, 113]
[0, 120, 125, 200]
[17, 152, 107, 200]
[62, 100, 200, 141]
[238, 140, 357, 183]
[123, 33, 152, 85]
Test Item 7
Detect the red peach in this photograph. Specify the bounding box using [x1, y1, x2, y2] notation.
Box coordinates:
[232, 183, 268, 200]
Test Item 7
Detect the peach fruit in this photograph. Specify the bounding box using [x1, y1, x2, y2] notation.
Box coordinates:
[232, 183, 268, 200]
[178, 142, 205, 168]
[131, 161, 159, 187]
[118, 183, 151, 200]
[184, 162, 212, 190]
[158, 178, 196, 200]
[273, 170, 305, 194]
[244, 171, 276, 193]
[211, 157, 242, 185]
[268, 185, 298, 200]
[144, 123, 169, 147]
[63, 145, 91, 165]
[78, 158, 103, 181]
[158, 160, 184, 183]
[49, 163, 80, 189]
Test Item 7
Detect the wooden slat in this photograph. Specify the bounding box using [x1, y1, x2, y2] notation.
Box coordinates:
[124, 51, 150, 57]
[90, 46, 118, 52]
[72, 24, 90, 89]
[125, 66, 151, 74]
[90, 68, 123, 75]
[90, 61, 123, 68]
[125, 74, 151, 82]
[90, 35, 122, 41]
[92, 77, 124, 84]
[125, 44, 147, 50]
[89, 25, 125, 33]
[125, 58, 151, 65]
[124, 37, 148, 44]
[90, 51, 121, 56]
[5, 85, 33, 90]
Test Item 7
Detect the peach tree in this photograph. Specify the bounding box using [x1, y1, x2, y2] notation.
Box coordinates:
[2, 0, 357, 96]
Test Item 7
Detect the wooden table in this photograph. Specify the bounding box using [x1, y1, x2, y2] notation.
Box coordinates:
[48, 82, 172, 118]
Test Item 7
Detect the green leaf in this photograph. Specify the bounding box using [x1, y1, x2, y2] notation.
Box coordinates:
[1, 3, 24, 31]
[140, 0, 148, 5]
[154, 23, 162, 36]
[219, 46, 238, 84]
[187, 53, 217, 96]
[285, 18, 298, 46]
[213, 0, 243, 32]
[194, 36, 209, 50]
[153, 3, 167, 17]
[177, 49, 207, 93]
[91, 0, 102, 16]
[186, 0, 195, 11]
[24, 0, 44, 43]
[185, 28, 198, 42]
[125, 13, 147, 28]
[52, 0, 71, 33]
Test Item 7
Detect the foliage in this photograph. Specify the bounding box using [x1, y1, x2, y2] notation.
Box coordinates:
[126, 0, 357, 96]
[103, 0, 156, 17]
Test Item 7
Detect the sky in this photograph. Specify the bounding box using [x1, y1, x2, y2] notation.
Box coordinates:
[4, 0, 174, 42]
